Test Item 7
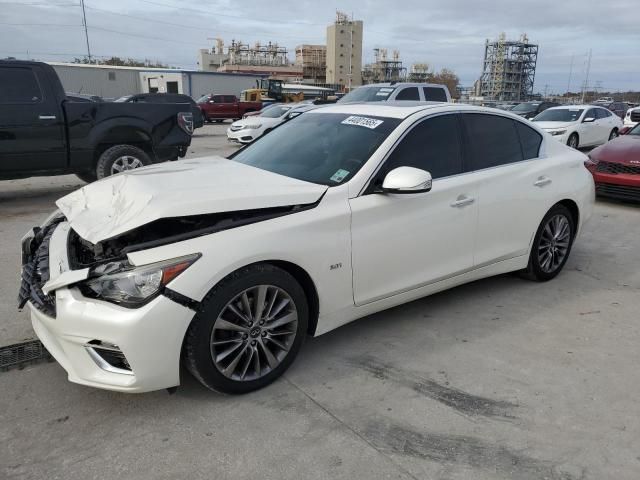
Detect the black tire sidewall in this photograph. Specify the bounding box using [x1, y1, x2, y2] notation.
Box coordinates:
[184, 264, 308, 394]
[96, 145, 151, 179]
[527, 205, 575, 281]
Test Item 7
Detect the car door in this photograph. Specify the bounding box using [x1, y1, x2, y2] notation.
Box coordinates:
[0, 64, 66, 175]
[350, 113, 478, 305]
[579, 108, 600, 146]
[462, 113, 550, 265]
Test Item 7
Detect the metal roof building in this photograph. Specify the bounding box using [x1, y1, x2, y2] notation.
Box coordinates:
[49, 62, 267, 100]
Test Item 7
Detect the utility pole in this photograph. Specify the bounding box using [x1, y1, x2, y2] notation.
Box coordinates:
[566, 54, 574, 95]
[80, 0, 92, 62]
[581, 49, 591, 104]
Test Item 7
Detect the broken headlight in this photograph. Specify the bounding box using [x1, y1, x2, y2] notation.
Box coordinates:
[81, 254, 200, 307]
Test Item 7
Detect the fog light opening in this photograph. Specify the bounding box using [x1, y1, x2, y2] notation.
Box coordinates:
[85, 340, 133, 375]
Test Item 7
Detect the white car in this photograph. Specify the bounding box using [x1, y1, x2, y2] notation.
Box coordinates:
[20, 104, 594, 394]
[227, 104, 294, 144]
[533, 105, 623, 149]
[623, 107, 640, 129]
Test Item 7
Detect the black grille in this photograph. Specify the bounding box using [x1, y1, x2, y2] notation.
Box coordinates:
[596, 183, 640, 201]
[631, 111, 640, 123]
[18, 217, 64, 317]
[596, 160, 640, 175]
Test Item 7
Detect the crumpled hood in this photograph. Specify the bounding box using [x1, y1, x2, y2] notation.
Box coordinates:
[534, 121, 575, 130]
[57, 157, 327, 243]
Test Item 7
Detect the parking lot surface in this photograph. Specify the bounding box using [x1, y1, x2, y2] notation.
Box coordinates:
[1, 124, 639, 479]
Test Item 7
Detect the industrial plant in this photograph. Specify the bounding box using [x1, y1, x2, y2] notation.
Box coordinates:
[476, 33, 539, 101]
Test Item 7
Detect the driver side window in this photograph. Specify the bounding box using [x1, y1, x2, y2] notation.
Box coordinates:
[377, 114, 463, 182]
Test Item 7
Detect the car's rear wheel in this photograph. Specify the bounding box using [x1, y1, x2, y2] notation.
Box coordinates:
[184, 264, 308, 394]
[521, 204, 575, 281]
[567, 133, 579, 149]
[96, 145, 152, 179]
[608, 129, 618, 140]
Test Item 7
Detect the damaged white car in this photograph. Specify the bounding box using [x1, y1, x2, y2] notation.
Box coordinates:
[19, 104, 594, 394]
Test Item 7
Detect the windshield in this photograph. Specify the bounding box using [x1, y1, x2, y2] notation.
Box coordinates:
[339, 86, 396, 103]
[512, 103, 540, 112]
[260, 106, 291, 118]
[196, 95, 210, 104]
[629, 123, 640, 136]
[114, 95, 132, 103]
[232, 112, 401, 186]
[534, 109, 584, 122]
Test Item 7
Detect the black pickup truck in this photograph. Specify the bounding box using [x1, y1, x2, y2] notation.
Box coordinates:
[0, 60, 193, 182]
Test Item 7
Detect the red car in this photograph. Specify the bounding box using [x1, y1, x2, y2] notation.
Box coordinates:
[585, 123, 640, 201]
[196, 94, 262, 122]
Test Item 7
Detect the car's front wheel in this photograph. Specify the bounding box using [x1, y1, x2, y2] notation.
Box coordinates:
[184, 264, 308, 394]
[567, 133, 579, 149]
[521, 204, 575, 281]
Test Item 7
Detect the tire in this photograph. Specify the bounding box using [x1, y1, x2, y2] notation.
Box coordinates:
[521, 204, 575, 282]
[184, 264, 308, 394]
[75, 171, 97, 183]
[215, 119, 224, 123]
[567, 133, 579, 149]
[608, 129, 618, 141]
[96, 145, 152, 179]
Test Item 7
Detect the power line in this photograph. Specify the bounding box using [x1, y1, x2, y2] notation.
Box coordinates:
[0, 22, 83, 26]
[83, 4, 323, 41]
[134, 0, 327, 27]
[0, 2, 79, 5]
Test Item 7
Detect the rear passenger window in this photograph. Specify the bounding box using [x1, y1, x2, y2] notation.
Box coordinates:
[463, 113, 523, 169]
[423, 87, 448, 102]
[225, 96, 236, 103]
[380, 114, 462, 179]
[395, 87, 420, 101]
[514, 121, 543, 159]
[0, 67, 42, 104]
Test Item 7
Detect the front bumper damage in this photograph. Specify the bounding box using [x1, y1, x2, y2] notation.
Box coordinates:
[19, 217, 196, 392]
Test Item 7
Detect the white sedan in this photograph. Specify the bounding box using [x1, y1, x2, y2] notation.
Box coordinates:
[20, 103, 594, 394]
[533, 105, 623, 149]
[227, 104, 294, 144]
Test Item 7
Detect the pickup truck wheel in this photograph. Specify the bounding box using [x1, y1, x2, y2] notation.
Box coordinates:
[75, 171, 97, 183]
[96, 145, 151, 179]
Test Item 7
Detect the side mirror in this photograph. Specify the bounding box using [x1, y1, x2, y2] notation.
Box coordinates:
[381, 167, 432, 194]
[208, 99, 215, 104]
[583, 117, 595, 123]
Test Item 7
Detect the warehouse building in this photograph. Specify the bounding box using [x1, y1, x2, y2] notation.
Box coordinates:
[49, 62, 266, 100]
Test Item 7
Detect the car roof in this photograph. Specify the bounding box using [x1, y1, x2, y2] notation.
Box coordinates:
[306, 102, 506, 120]
[354, 82, 446, 88]
[547, 105, 598, 110]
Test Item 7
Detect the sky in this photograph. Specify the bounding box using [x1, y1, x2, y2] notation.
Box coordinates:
[1, 0, 639, 93]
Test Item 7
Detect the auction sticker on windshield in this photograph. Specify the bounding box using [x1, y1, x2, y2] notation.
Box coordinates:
[330, 169, 350, 183]
[342, 116, 384, 129]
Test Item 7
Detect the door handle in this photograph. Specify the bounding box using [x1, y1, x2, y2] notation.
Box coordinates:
[450, 195, 475, 208]
[38, 115, 57, 120]
[533, 176, 552, 187]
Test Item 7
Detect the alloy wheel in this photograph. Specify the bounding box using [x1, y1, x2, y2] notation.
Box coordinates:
[210, 285, 298, 381]
[111, 155, 144, 174]
[568, 135, 578, 149]
[538, 214, 571, 273]
[609, 130, 618, 140]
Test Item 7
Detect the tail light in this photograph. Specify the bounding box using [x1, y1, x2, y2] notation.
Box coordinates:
[177, 112, 194, 135]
